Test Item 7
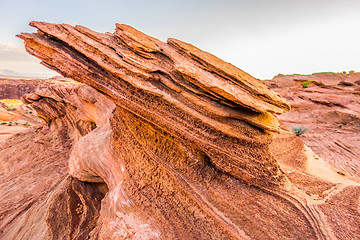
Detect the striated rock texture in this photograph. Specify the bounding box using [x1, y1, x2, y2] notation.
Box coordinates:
[19, 21, 291, 186]
[6, 22, 360, 239]
[0, 77, 89, 143]
[0, 79, 115, 239]
[265, 72, 360, 180]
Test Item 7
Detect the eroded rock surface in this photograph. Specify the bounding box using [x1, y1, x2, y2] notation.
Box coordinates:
[0, 79, 115, 239]
[19, 21, 291, 186]
[0, 77, 45, 99]
[265, 72, 360, 180]
[0, 77, 63, 142]
[3, 22, 359, 239]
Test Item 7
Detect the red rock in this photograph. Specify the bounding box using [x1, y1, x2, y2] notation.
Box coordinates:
[1, 22, 357, 239]
[0, 79, 114, 239]
[264, 72, 360, 180]
[0, 77, 45, 100]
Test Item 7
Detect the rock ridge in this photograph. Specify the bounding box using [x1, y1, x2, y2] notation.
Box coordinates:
[0, 79, 115, 239]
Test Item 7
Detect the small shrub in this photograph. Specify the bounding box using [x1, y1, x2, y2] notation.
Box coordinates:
[7, 122, 12, 126]
[301, 80, 311, 88]
[23, 122, 31, 126]
[12, 108, 17, 111]
[35, 118, 41, 123]
[291, 126, 308, 136]
[0, 122, 7, 125]
[349, 70, 355, 74]
[29, 111, 33, 114]
[14, 122, 19, 125]
[6, 107, 12, 111]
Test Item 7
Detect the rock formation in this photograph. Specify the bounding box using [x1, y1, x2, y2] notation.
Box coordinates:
[265, 72, 360, 180]
[0, 22, 358, 239]
[0, 79, 115, 239]
[0, 77, 83, 143]
[18, 21, 291, 186]
[0, 77, 44, 99]
[0, 77, 45, 142]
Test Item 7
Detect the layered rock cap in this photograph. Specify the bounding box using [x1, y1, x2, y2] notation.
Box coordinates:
[18, 21, 290, 186]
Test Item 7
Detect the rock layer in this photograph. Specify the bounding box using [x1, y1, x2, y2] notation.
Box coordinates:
[265, 72, 360, 180]
[18, 21, 291, 186]
[0, 79, 115, 239]
[0, 77, 45, 99]
[0, 77, 46, 142]
[8, 22, 360, 239]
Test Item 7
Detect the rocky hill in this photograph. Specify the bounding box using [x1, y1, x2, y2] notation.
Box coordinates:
[264, 72, 360, 180]
[0, 22, 358, 239]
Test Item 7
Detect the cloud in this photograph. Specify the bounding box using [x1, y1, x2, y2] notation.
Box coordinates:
[0, 69, 19, 75]
[0, 42, 35, 62]
[0, 41, 56, 77]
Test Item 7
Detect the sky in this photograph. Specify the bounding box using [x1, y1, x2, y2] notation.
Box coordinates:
[0, 0, 359, 79]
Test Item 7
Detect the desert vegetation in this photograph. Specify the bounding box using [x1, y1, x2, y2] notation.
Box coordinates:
[301, 80, 311, 88]
[291, 126, 308, 136]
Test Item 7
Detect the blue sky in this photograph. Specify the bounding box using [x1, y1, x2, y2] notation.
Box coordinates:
[0, 0, 359, 79]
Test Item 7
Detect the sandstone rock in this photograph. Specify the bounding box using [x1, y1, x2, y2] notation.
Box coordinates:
[0, 108, 17, 121]
[0, 77, 45, 99]
[22, 78, 114, 140]
[264, 72, 360, 180]
[18, 21, 291, 186]
[0, 79, 115, 239]
[6, 22, 360, 239]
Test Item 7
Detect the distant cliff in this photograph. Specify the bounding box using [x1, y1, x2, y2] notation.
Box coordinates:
[0, 78, 44, 99]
